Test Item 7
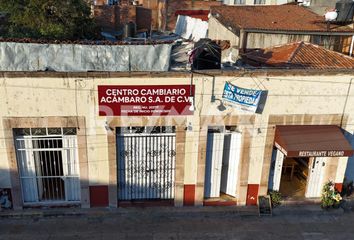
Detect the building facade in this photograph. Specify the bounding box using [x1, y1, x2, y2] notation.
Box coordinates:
[0, 70, 353, 209]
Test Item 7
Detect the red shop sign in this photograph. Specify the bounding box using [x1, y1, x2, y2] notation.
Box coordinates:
[98, 85, 195, 116]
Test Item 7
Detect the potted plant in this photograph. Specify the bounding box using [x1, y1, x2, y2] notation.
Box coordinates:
[268, 190, 282, 208]
[321, 181, 342, 209]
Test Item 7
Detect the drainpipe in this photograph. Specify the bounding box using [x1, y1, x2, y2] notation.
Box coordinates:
[349, 35, 354, 57]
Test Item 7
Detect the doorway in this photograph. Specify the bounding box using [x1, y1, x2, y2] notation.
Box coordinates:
[204, 127, 242, 203]
[279, 157, 309, 199]
[269, 148, 327, 199]
[116, 126, 176, 202]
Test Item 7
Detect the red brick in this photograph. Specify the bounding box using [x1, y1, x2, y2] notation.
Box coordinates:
[136, 7, 152, 30]
[94, 5, 121, 31]
[142, 0, 221, 31]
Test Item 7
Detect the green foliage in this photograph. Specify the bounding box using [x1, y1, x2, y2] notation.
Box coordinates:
[269, 191, 282, 208]
[0, 0, 98, 40]
[321, 181, 342, 209]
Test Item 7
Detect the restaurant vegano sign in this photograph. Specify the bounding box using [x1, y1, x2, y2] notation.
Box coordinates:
[222, 82, 262, 113]
[98, 85, 195, 116]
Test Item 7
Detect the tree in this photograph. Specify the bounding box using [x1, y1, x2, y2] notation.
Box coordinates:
[0, 0, 98, 40]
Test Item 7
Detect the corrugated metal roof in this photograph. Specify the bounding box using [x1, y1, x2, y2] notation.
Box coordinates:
[210, 5, 354, 33]
[242, 41, 354, 69]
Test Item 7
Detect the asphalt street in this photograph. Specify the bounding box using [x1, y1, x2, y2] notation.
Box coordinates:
[0, 206, 353, 240]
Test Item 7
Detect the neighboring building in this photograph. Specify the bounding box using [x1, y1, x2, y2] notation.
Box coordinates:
[302, 0, 339, 15]
[93, 0, 152, 39]
[140, 0, 222, 31]
[0, 41, 353, 210]
[208, 5, 354, 62]
[174, 10, 210, 41]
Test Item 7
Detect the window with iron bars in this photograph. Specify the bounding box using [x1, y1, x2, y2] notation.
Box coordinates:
[14, 128, 80, 204]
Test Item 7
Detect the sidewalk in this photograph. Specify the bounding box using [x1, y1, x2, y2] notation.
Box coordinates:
[1, 201, 352, 219]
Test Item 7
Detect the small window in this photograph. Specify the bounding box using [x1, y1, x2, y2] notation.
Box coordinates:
[162, 126, 176, 134]
[254, 0, 265, 4]
[208, 126, 224, 133]
[63, 128, 77, 135]
[13, 128, 31, 136]
[31, 128, 46, 136]
[48, 128, 62, 135]
[131, 127, 145, 134]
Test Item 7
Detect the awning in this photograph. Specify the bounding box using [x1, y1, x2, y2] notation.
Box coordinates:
[274, 125, 353, 157]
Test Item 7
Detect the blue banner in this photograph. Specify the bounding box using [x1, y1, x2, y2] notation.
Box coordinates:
[222, 82, 262, 112]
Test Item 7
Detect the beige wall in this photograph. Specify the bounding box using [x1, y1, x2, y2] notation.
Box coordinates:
[0, 72, 353, 206]
[208, 16, 240, 62]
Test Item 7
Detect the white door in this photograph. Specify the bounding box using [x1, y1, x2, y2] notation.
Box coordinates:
[204, 132, 225, 198]
[62, 136, 81, 201]
[220, 132, 242, 197]
[15, 136, 39, 202]
[305, 157, 326, 198]
[268, 148, 284, 191]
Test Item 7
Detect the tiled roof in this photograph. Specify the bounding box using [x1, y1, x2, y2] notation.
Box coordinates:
[210, 5, 354, 32]
[241, 41, 354, 69]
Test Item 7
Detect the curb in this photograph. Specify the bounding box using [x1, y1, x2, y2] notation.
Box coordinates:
[0, 204, 349, 219]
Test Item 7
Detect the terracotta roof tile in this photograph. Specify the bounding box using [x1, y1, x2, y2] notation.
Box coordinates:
[210, 5, 354, 32]
[242, 41, 354, 69]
